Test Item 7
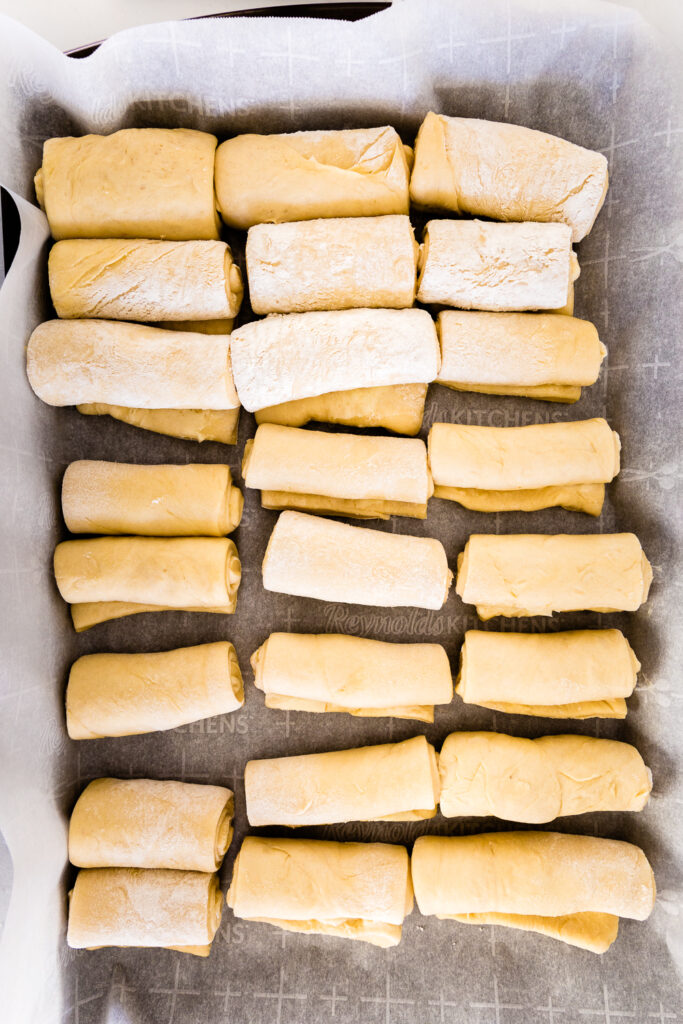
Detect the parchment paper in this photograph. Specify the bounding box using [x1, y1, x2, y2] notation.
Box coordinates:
[0, 1, 681, 1021]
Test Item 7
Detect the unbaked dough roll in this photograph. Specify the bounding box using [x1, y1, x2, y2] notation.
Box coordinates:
[231, 308, 438, 412]
[262, 511, 452, 610]
[69, 778, 234, 871]
[436, 311, 606, 402]
[66, 642, 244, 739]
[246, 215, 418, 314]
[438, 732, 651, 822]
[35, 128, 220, 240]
[457, 629, 639, 719]
[251, 633, 452, 722]
[245, 735, 440, 826]
[410, 113, 608, 243]
[434, 484, 605, 516]
[216, 127, 411, 228]
[243, 424, 432, 520]
[227, 837, 413, 947]
[49, 239, 242, 321]
[255, 383, 427, 436]
[456, 533, 652, 619]
[27, 320, 239, 410]
[62, 461, 243, 537]
[411, 832, 655, 953]
[78, 406, 241, 444]
[417, 220, 575, 311]
[67, 868, 222, 955]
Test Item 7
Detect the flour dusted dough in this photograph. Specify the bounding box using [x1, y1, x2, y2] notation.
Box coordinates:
[67, 868, 223, 955]
[246, 215, 418, 314]
[36, 129, 220, 240]
[227, 836, 413, 947]
[251, 633, 452, 722]
[436, 311, 606, 402]
[27, 320, 239, 410]
[246, 735, 439, 826]
[231, 308, 438, 412]
[457, 629, 639, 718]
[438, 732, 651, 822]
[417, 220, 575, 311]
[255, 383, 427, 435]
[216, 127, 411, 228]
[69, 778, 234, 872]
[410, 113, 608, 242]
[49, 239, 242, 321]
[456, 533, 652, 618]
[66, 642, 244, 739]
[262, 511, 452, 609]
[62, 461, 243, 537]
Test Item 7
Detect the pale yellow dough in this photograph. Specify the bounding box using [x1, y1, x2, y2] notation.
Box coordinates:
[36, 128, 220, 240]
[227, 836, 413, 947]
[456, 533, 652, 618]
[433, 483, 605, 516]
[245, 735, 440, 827]
[438, 732, 651, 822]
[66, 641, 244, 739]
[410, 113, 608, 242]
[69, 778, 234, 872]
[215, 127, 411, 228]
[78, 406, 241, 445]
[62, 461, 243, 537]
[251, 632, 452, 722]
[246, 215, 418, 314]
[255, 383, 427, 435]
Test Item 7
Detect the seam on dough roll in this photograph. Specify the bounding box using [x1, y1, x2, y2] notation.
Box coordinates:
[433, 482, 605, 515]
[77, 405, 241, 445]
[254, 383, 428, 435]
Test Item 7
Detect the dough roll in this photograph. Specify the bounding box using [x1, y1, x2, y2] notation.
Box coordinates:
[36, 128, 220, 240]
[411, 832, 655, 953]
[457, 629, 640, 719]
[262, 511, 452, 610]
[456, 533, 652, 619]
[67, 642, 243, 739]
[49, 239, 242, 321]
[243, 424, 432, 520]
[67, 868, 222, 955]
[62, 461, 243, 537]
[69, 778, 234, 871]
[227, 837, 413, 947]
[78, 406, 241, 444]
[27, 320, 239, 410]
[245, 735, 440, 826]
[251, 633, 452, 722]
[216, 126, 411, 229]
[255, 383, 427, 436]
[246, 215, 418, 314]
[417, 220, 575, 311]
[438, 732, 651, 822]
[436, 311, 606, 403]
[231, 308, 438, 412]
[410, 113, 608, 242]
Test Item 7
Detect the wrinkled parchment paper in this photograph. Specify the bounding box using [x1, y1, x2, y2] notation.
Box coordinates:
[0, 1, 681, 1021]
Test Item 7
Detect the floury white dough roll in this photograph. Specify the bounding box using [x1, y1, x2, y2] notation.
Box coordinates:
[246, 215, 419, 314]
[251, 633, 453, 722]
[436, 311, 606, 403]
[245, 735, 440, 826]
[62, 462, 243, 537]
[456, 533, 652, 619]
[262, 511, 452, 610]
[243, 424, 432, 519]
[49, 239, 243, 321]
[255, 383, 428, 436]
[417, 220, 576, 311]
[230, 308, 439, 412]
[215, 126, 411, 228]
[35, 128, 220, 240]
[69, 778, 234, 872]
[410, 113, 608, 242]
[227, 837, 413, 947]
[457, 629, 640, 719]
[67, 868, 223, 955]
[438, 732, 651, 822]
[66, 642, 244, 739]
